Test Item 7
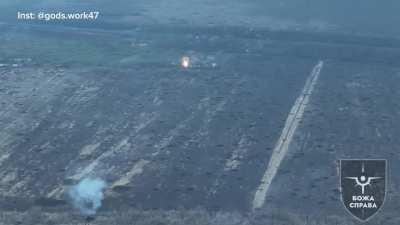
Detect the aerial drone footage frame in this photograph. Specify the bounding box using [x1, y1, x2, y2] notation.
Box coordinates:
[1, 1, 400, 225]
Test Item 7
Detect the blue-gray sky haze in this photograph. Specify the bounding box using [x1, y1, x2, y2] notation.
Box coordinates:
[1, 0, 400, 37]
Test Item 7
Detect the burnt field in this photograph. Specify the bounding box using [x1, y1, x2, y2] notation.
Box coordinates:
[1, 24, 400, 225]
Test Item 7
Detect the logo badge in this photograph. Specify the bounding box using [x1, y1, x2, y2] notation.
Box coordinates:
[340, 159, 386, 221]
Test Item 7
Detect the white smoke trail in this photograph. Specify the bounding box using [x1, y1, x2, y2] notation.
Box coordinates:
[69, 178, 107, 216]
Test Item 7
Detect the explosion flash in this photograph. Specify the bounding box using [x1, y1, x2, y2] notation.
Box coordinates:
[181, 56, 190, 68]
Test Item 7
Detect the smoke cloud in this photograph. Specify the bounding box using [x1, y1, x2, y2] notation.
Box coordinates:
[68, 178, 107, 216]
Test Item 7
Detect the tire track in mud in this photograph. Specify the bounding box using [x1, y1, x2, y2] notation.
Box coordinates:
[252, 61, 324, 210]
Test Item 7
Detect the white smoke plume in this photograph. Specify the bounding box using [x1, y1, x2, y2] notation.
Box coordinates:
[68, 178, 107, 216]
